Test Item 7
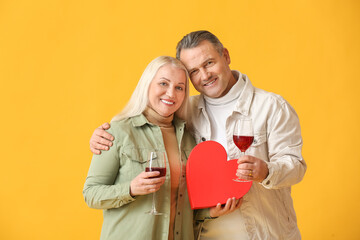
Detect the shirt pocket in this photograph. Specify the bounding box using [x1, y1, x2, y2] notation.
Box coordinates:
[248, 132, 268, 160]
[120, 147, 149, 179]
[252, 132, 266, 146]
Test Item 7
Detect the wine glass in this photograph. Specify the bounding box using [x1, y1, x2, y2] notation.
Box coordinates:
[233, 117, 254, 182]
[145, 151, 167, 215]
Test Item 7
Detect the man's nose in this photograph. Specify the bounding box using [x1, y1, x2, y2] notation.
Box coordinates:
[199, 68, 210, 81]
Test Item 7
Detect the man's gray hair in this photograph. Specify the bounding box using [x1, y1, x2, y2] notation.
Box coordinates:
[176, 30, 224, 59]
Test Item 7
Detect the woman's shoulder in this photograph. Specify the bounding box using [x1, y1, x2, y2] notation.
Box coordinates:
[110, 117, 133, 127]
[107, 117, 136, 137]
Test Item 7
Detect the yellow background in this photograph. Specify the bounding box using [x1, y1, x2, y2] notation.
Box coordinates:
[1, 0, 359, 239]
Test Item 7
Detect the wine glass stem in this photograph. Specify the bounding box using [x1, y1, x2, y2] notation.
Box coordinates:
[151, 193, 157, 213]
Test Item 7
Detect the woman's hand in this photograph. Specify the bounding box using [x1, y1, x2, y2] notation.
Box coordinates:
[209, 197, 242, 218]
[130, 171, 166, 196]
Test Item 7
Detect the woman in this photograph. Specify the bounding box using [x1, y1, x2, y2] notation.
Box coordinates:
[83, 56, 238, 240]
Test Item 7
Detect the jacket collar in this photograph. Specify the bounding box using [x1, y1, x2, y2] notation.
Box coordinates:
[130, 113, 149, 127]
[130, 113, 186, 128]
[234, 72, 254, 116]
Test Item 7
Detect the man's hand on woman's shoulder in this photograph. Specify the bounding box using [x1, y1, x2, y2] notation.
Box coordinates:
[90, 122, 114, 155]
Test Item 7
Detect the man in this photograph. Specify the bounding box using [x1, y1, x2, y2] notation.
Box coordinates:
[90, 31, 306, 239]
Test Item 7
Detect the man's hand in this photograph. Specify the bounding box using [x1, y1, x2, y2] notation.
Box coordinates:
[130, 171, 166, 196]
[236, 155, 269, 182]
[209, 197, 242, 218]
[90, 123, 114, 155]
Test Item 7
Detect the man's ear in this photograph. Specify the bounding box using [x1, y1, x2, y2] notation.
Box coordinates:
[222, 48, 231, 65]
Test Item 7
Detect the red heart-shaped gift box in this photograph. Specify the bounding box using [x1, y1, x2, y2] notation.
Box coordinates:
[186, 141, 252, 209]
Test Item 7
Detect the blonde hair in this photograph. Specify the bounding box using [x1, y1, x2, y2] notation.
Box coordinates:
[112, 56, 190, 123]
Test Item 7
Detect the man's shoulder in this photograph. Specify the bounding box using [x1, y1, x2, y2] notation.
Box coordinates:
[190, 94, 201, 102]
[253, 87, 287, 105]
[189, 94, 201, 110]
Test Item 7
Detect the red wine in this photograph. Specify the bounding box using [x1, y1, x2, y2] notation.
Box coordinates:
[233, 135, 254, 152]
[145, 167, 166, 178]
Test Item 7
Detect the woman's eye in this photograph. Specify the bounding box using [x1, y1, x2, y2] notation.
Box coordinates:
[176, 86, 183, 91]
[160, 82, 167, 86]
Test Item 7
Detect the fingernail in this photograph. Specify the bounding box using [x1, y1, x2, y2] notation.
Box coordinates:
[105, 146, 109, 150]
[109, 142, 113, 146]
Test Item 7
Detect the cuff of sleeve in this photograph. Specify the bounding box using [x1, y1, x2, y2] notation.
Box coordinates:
[194, 208, 217, 222]
[260, 161, 278, 189]
[118, 181, 136, 204]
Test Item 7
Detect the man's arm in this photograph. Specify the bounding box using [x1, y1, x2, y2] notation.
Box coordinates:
[236, 98, 306, 188]
[90, 123, 114, 155]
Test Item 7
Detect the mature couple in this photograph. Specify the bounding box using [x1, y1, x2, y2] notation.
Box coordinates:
[83, 30, 306, 240]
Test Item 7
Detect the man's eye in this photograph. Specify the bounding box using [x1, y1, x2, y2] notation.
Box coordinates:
[190, 70, 198, 75]
[207, 61, 214, 66]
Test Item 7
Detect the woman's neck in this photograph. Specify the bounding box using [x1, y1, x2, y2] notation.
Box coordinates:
[143, 107, 173, 128]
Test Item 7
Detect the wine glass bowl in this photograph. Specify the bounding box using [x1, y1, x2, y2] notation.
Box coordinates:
[233, 118, 254, 182]
[233, 135, 254, 153]
[145, 151, 166, 215]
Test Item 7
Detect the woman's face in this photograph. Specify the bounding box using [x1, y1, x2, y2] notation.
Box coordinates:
[148, 64, 187, 117]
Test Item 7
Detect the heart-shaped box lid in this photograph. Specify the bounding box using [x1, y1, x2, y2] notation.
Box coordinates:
[186, 141, 252, 209]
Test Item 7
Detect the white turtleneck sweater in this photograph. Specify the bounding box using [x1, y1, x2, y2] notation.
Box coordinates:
[200, 72, 249, 240]
[203, 72, 245, 156]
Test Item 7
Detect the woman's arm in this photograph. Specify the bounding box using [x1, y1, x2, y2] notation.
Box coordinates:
[83, 126, 166, 209]
[83, 135, 135, 209]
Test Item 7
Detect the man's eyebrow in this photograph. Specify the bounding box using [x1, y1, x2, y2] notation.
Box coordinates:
[204, 57, 215, 63]
[188, 58, 215, 73]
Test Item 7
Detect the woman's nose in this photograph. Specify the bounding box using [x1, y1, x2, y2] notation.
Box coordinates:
[167, 87, 175, 97]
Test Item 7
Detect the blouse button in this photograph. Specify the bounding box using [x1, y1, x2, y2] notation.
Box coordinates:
[201, 137, 206, 141]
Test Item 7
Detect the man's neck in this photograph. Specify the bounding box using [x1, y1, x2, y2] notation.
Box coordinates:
[210, 70, 238, 100]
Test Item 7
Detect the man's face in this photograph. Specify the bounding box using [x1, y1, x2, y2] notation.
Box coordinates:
[179, 40, 234, 98]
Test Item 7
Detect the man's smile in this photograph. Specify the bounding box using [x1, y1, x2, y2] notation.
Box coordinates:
[204, 77, 217, 87]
